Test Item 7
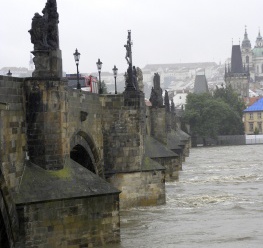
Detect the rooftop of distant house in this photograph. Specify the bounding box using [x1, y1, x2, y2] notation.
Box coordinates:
[244, 97, 263, 112]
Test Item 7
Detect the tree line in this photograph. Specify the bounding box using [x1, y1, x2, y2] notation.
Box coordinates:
[183, 85, 245, 146]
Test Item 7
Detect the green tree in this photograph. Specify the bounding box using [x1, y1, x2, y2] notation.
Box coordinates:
[213, 84, 245, 118]
[183, 91, 244, 146]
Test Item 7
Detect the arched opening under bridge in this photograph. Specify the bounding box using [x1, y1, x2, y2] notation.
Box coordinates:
[70, 144, 96, 174]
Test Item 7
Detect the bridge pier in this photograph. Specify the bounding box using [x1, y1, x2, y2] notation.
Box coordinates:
[101, 93, 166, 209]
[24, 79, 69, 170]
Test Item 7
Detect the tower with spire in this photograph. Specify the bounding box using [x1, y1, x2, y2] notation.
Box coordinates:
[241, 27, 263, 82]
[225, 43, 250, 98]
[241, 26, 253, 69]
[253, 29, 263, 81]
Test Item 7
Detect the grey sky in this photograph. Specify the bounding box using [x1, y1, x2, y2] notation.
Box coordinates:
[0, 0, 262, 74]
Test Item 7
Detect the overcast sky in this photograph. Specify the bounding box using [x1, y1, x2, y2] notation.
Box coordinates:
[0, 0, 262, 74]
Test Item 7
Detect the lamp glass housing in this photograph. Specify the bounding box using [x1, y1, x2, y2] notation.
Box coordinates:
[112, 65, 118, 77]
[73, 49, 80, 64]
[96, 59, 103, 71]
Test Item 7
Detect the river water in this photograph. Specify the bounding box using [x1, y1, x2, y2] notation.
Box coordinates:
[110, 145, 263, 248]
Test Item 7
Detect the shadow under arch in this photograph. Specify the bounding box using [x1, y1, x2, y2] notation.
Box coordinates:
[70, 131, 104, 178]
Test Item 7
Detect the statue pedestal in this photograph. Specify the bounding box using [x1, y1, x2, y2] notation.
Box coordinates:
[32, 49, 62, 78]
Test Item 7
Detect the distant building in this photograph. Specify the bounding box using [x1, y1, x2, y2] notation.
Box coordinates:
[243, 97, 263, 134]
[193, 72, 209, 94]
[65, 74, 99, 93]
[225, 44, 250, 98]
[143, 62, 218, 86]
[0, 67, 32, 77]
[172, 89, 189, 110]
[241, 28, 263, 82]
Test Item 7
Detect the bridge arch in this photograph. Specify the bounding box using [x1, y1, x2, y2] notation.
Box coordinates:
[70, 131, 104, 178]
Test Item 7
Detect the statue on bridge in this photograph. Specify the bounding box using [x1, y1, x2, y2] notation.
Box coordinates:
[149, 73, 163, 107]
[29, 0, 59, 51]
[124, 30, 138, 91]
[29, 0, 62, 78]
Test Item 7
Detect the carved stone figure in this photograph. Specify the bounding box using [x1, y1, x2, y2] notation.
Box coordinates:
[171, 99, 175, 113]
[29, 13, 48, 51]
[33, 53, 49, 71]
[29, 0, 59, 51]
[149, 87, 158, 107]
[164, 90, 170, 112]
[124, 31, 138, 92]
[136, 67, 144, 92]
[29, 0, 62, 78]
[149, 72, 163, 107]
[42, 0, 59, 49]
[132, 66, 138, 90]
[153, 73, 161, 90]
[124, 31, 132, 66]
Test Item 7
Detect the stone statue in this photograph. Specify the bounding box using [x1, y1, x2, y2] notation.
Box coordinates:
[124, 31, 132, 66]
[42, 0, 59, 49]
[153, 73, 161, 90]
[29, 0, 62, 78]
[171, 98, 175, 113]
[136, 67, 144, 92]
[124, 31, 137, 91]
[29, 13, 48, 51]
[164, 90, 170, 112]
[132, 66, 138, 90]
[151, 73, 163, 107]
[149, 87, 158, 108]
[29, 0, 59, 51]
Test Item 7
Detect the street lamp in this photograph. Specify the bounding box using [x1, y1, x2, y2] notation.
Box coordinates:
[73, 48, 81, 89]
[96, 58, 103, 94]
[112, 65, 118, 94]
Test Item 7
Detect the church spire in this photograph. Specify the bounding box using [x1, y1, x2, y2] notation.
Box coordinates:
[256, 27, 263, 47]
[242, 25, 251, 49]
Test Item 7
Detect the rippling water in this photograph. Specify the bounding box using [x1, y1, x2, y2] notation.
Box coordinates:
[109, 145, 263, 248]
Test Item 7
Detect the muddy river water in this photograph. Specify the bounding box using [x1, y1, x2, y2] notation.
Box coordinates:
[109, 145, 263, 248]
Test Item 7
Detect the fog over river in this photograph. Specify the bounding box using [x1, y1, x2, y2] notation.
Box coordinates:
[109, 145, 263, 248]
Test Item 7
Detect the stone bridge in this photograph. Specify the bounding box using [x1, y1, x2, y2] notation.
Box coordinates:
[0, 1, 190, 246]
[0, 75, 190, 247]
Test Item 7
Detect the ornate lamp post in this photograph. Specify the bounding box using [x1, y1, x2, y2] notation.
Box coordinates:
[96, 58, 103, 94]
[112, 65, 118, 94]
[73, 48, 81, 89]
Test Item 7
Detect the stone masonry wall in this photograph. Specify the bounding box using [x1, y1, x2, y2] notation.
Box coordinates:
[107, 171, 165, 209]
[150, 107, 167, 145]
[100, 94, 145, 174]
[16, 194, 120, 248]
[67, 90, 104, 176]
[152, 157, 180, 181]
[24, 79, 69, 170]
[0, 76, 26, 192]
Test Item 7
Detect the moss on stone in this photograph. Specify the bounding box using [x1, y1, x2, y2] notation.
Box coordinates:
[48, 165, 71, 179]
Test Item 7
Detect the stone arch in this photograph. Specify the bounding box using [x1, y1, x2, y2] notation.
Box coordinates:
[70, 131, 104, 178]
[0, 169, 19, 248]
